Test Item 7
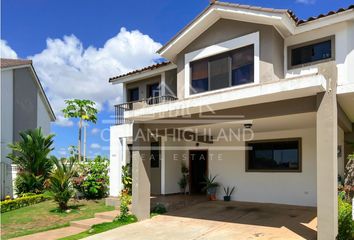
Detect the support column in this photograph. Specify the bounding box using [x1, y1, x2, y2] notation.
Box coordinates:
[132, 123, 151, 221]
[316, 89, 338, 239]
[109, 127, 124, 197]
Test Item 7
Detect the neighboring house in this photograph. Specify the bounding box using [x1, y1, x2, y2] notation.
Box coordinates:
[0, 58, 56, 199]
[108, 2, 354, 239]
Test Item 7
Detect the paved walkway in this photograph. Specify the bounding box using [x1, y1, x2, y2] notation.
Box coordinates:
[10, 210, 119, 240]
[84, 201, 317, 240]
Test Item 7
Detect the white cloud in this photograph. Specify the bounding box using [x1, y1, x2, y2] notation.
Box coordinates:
[25, 27, 162, 126]
[1, 40, 18, 59]
[295, 0, 315, 4]
[91, 128, 100, 134]
[55, 115, 74, 127]
[90, 143, 101, 149]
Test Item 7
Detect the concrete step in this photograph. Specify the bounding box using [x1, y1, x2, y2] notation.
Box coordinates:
[70, 217, 111, 230]
[95, 210, 120, 220]
[10, 226, 84, 240]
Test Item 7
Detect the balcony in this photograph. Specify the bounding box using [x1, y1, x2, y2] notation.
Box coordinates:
[114, 95, 178, 125]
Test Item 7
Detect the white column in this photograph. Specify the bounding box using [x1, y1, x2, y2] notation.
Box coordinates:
[161, 72, 166, 96]
[109, 127, 123, 197]
[316, 90, 338, 239]
[160, 136, 166, 195]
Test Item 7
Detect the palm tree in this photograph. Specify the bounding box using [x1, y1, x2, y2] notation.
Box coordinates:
[8, 128, 55, 194]
[62, 99, 97, 162]
[48, 156, 77, 210]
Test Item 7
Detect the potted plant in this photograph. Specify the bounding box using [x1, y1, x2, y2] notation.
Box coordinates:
[202, 174, 219, 201]
[223, 186, 235, 201]
[178, 176, 188, 194]
[178, 162, 189, 194]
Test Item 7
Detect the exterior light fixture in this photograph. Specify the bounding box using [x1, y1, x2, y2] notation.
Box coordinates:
[244, 123, 253, 129]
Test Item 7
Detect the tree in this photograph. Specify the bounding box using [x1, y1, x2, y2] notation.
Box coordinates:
[8, 128, 55, 194]
[62, 99, 97, 162]
[48, 156, 77, 210]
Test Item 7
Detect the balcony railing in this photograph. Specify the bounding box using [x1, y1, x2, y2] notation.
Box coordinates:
[114, 95, 178, 125]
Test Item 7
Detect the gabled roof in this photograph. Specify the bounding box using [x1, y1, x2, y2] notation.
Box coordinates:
[157, 1, 354, 60]
[109, 1, 354, 82]
[1, 58, 56, 121]
[1, 58, 32, 68]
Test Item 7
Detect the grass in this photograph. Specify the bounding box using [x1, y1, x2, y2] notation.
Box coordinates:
[59, 215, 137, 240]
[0, 199, 114, 240]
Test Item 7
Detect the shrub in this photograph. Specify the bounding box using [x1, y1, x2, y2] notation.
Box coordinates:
[73, 156, 109, 199]
[122, 164, 132, 194]
[151, 203, 167, 214]
[344, 153, 354, 201]
[117, 191, 131, 221]
[14, 173, 44, 195]
[48, 157, 76, 210]
[0, 194, 48, 213]
[8, 128, 55, 195]
[338, 197, 354, 240]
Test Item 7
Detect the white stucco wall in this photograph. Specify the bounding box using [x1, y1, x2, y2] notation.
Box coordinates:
[37, 93, 51, 135]
[163, 138, 188, 194]
[285, 21, 354, 87]
[162, 128, 317, 207]
[208, 128, 316, 207]
[109, 124, 132, 197]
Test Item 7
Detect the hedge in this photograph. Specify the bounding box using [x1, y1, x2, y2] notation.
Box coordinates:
[0, 194, 48, 213]
[338, 197, 354, 240]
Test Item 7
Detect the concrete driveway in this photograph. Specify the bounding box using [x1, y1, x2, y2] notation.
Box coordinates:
[85, 201, 317, 240]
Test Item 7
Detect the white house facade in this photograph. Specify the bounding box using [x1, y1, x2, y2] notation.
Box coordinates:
[108, 2, 354, 239]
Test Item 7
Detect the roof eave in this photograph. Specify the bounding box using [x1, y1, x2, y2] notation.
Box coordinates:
[110, 63, 177, 85]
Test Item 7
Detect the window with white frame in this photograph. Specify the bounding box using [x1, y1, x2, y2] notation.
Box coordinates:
[190, 45, 254, 95]
[185, 32, 259, 97]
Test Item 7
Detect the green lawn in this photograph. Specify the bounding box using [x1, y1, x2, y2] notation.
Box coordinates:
[1, 199, 114, 240]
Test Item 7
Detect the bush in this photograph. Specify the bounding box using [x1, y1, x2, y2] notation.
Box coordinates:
[338, 197, 354, 240]
[15, 173, 44, 195]
[0, 194, 48, 213]
[122, 164, 132, 194]
[48, 157, 76, 210]
[73, 156, 109, 199]
[151, 203, 167, 214]
[117, 191, 131, 221]
[8, 128, 55, 195]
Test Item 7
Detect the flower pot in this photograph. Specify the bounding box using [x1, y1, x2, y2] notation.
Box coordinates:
[223, 196, 231, 201]
[207, 187, 218, 201]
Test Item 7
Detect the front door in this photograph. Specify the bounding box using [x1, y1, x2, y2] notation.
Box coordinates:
[189, 150, 208, 194]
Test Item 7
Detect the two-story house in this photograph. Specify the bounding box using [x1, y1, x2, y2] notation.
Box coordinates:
[0, 58, 56, 199]
[108, 2, 354, 239]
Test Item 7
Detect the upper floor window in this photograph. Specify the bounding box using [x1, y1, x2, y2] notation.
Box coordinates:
[289, 36, 334, 68]
[147, 83, 160, 98]
[190, 45, 254, 95]
[128, 87, 139, 102]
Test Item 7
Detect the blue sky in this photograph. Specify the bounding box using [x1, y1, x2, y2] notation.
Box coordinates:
[1, 0, 352, 158]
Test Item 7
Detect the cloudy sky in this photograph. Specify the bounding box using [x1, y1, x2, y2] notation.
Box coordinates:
[2, 0, 352, 158]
